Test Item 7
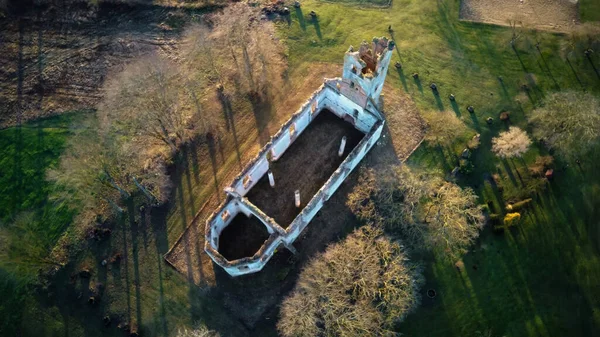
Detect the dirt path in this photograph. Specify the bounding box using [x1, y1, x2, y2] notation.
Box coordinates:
[460, 0, 579, 32]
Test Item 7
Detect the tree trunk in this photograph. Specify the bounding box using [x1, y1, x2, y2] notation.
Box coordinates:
[104, 170, 130, 198]
[133, 176, 158, 204]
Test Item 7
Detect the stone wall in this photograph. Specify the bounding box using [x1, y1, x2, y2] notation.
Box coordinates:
[204, 38, 394, 276]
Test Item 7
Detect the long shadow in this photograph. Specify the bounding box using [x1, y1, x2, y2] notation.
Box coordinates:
[218, 91, 243, 169]
[311, 17, 322, 40]
[396, 67, 409, 92]
[450, 100, 461, 117]
[188, 140, 201, 185]
[295, 7, 306, 31]
[433, 90, 444, 111]
[566, 57, 585, 90]
[437, 145, 452, 172]
[177, 179, 194, 283]
[12, 19, 25, 216]
[501, 159, 518, 187]
[36, 9, 45, 110]
[469, 111, 481, 132]
[206, 133, 220, 195]
[414, 76, 423, 94]
[536, 45, 560, 91]
[585, 53, 600, 81]
[126, 199, 143, 331]
[511, 44, 529, 74]
[150, 204, 170, 336]
[498, 77, 511, 103]
[250, 95, 273, 146]
[119, 212, 133, 325]
[182, 156, 208, 286]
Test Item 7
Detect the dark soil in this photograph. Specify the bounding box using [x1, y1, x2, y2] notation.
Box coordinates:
[245, 109, 364, 228]
[218, 213, 271, 261]
[0, 1, 213, 128]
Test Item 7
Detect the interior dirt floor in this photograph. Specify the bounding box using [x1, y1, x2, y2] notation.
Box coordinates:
[164, 80, 425, 330]
[218, 213, 271, 261]
[460, 0, 579, 32]
[244, 109, 365, 228]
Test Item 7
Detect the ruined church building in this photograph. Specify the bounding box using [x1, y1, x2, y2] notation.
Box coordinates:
[205, 37, 395, 276]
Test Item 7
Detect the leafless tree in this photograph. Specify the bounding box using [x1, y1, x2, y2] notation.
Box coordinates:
[492, 126, 532, 159]
[100, 54, 191, 153]
[209, 3, 286, 99]
[278, 225, 423, 337]
[177, 324, 220, 337]
[529, 91, 600, 160]
[347, 165, 484, 259]
[422, 110, 470, 148]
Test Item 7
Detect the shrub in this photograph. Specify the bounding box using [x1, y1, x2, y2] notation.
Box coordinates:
[347, 166, 485, 259]
[529, 91, 600, 160]
[504, 213, 521, 227]
[528, 155, 554, 176]
[177, 325, 220, 337]
[277, 225, 423, 337]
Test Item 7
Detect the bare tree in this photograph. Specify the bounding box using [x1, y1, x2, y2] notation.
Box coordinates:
[492, 126, 532, 159]
[100, 54, 189, 153]
[529, 91, 600, 160]
[422, 110, 470, 148]
[278, 225, 423, 337]
[177, 324, 220, 337]
[48, 116, 131, 212]
[347, 165, 484, 259]
[210, 3, 286, 99]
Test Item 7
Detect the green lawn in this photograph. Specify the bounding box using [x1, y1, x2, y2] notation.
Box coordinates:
[581, 0, 600, 22]
[2, 0, 600, 336]
[0, 113, 84, 335]
[279, 0, 600, 335]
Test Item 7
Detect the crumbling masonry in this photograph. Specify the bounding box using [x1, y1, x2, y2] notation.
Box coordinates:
[205, 37, 395, 276]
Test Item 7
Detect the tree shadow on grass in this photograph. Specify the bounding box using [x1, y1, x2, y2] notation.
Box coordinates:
[450, 100, 461, 117]
[149, 203, 170, 336]
[206, 133, 221, 196]
[396, 67, 409, 92]
[295, 7, 306, 31]
[414, 76, 423, 94]
[433, 91, 444, 111]
[218, 92, 242, 169]
[311, 17, 322, 40]
[566, 57, 586, 90]
[501, 159, 518, 187]
[250, 94, 274, 146]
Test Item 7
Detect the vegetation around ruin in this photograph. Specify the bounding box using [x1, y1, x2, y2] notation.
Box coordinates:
[1, 0, 600, 336]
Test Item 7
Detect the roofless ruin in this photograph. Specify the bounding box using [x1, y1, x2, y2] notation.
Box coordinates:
[205, 37, 395, 276]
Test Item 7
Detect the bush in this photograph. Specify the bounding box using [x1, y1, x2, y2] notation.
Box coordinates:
[277, 226, 423, 337]
[504, 212, 521, 227]
[528, 155, 554, 176]
[347, 166, 485, 259]
[177, 325, 220, 337]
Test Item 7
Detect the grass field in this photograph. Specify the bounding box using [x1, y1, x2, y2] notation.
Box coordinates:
[581, 0, 600, 22]
[0, 113, 83, 335]
[278, 0, 600, 335]
[1, 0, 600, 336]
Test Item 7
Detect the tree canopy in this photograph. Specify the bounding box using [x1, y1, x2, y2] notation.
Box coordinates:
[422, 110, 469, 148]
[277, 225, 423, 337]
[492, 126, 532, 159]
[528, 91, 600, 160]
[347, 165, 484, 259]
